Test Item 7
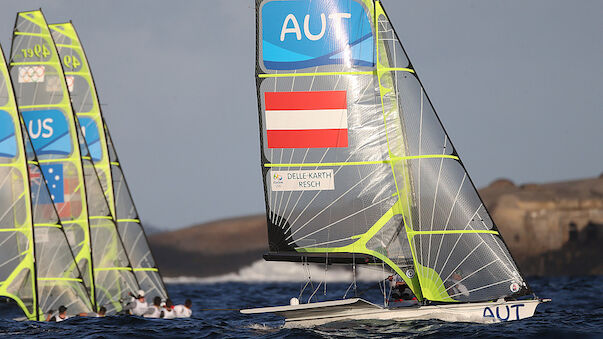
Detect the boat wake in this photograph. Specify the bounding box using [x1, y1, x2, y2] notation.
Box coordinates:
[246, 323, 282, 332]
[164, 260, 390, 283]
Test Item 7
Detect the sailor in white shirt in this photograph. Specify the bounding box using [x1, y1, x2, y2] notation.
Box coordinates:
[49, 305, 69, 322]
[160, 299, 176, 319]
[173, 299, 193, 318]
[144, 296, 163, 318]
[124, 289, 148, 316]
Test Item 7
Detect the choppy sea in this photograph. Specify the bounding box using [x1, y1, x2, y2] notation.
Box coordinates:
[0, 262, 601, 338]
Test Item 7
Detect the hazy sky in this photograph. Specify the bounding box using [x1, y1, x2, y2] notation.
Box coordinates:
[1, 1, 601, 231]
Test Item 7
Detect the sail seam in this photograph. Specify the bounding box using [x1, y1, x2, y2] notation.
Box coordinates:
[258, 68, 414, 78]
[13, 32, 46, 37]
[265, 154, 459, 168]
[93, 267, 133, 272]
[408, 230, 499, 235]
[37, 277, 83, 282]
[9, 62, 55, 66]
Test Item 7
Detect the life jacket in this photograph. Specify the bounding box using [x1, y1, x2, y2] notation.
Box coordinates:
[144, 306, 162, 318]
[161, 307, 176, 319]
[173, 305, 192, 318]
[131, 299, 149, 316]
[52, 314, 69, 322]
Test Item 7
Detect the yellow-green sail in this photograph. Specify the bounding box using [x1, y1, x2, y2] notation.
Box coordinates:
[8, 10, 139, 314]
[49, 22, 168, 300]
[255, 0, 531, 303]
[0, 44, 92, 320]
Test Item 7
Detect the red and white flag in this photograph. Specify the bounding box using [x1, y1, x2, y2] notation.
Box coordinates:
[264, 90, 348, 148]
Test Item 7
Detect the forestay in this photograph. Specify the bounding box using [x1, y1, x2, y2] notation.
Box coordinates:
[255, 0, 531, 303]
[0, 45, 92, 320]
[49, 22, 168, 300]
[9, 10, 139, 314]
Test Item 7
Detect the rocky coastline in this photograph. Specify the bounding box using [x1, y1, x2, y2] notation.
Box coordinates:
[149, 176, 603, 277]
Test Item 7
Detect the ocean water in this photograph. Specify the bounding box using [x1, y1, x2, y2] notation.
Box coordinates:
[0, 275, 601, 338]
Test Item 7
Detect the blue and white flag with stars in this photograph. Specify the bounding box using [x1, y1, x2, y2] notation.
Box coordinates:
[40, 164, 64, 204]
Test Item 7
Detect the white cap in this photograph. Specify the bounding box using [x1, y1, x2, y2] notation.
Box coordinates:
[290, 297, 299, 306]
[137, 289, 145, 298]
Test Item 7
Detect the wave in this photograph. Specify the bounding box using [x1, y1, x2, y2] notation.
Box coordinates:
[164, 260, 391, 284]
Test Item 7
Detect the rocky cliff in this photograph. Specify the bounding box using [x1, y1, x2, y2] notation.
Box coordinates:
[149, 176, 603, 277]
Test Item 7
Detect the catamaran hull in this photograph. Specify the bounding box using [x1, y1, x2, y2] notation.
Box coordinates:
[242, 298, 546, 328]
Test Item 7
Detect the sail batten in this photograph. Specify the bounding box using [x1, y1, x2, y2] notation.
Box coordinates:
[256, 0, 530, 303]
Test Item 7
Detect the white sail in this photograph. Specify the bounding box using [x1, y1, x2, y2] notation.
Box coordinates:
[254, 0, 532, 304]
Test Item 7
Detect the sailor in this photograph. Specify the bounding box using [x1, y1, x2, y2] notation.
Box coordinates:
[49, 305, 69, 322]
[78, 306, 107, 317]
[144, 296, 162, 318]
[173, 299, 193, 318]
[450, 272, 470, 297]
[388, 275, 416, 302]
[45, 309, 55, 322]
[97, 306, 107, 317]
[160, 299, 176, 319]
[124, 289, 148, 316]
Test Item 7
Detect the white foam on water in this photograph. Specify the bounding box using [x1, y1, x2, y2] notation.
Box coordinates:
[246, 323, 281, 332]
[164, 260, 390, 284]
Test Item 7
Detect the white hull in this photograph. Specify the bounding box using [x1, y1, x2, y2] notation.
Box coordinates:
[242, 298, 548, 328]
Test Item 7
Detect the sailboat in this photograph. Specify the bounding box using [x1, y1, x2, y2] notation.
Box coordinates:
[48, 22, 169, 300]
[0, 44, 93, 320]
[242, 0, 548, 326]
[8, 10, 140, 315]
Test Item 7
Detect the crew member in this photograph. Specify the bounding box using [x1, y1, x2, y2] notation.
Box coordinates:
[77, 306, 107, 317]
[49, 305, 69, 322]
[124, 289, 148, 316]
[45, 309, 55, 322]
[160, 299, 176, 319]
[388, 274, 415, 301]
[144, 296, 162, 318]
[450, 272, 470, 297]
[173, 299, 192, 318]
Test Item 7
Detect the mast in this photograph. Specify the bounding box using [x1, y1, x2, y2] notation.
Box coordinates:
[8, 10, 139, 314]
[48, 22, 168, 300]
[255, 0, 531, 303]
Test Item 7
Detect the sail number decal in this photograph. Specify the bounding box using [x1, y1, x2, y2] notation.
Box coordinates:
[20, 44, 51, 59]
[261, 0, 373, 70]
[483, 304, 524, 321]
[21, 109, 72, 156]
[271, 169, 334, 191]
[63, 55, 81, 69]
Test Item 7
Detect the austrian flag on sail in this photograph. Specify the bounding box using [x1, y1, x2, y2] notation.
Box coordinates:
[264, 90, 348, 148]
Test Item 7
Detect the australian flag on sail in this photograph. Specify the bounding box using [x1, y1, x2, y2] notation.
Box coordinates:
[31, 164, 65, 204]
[261, 0, 374, 70]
